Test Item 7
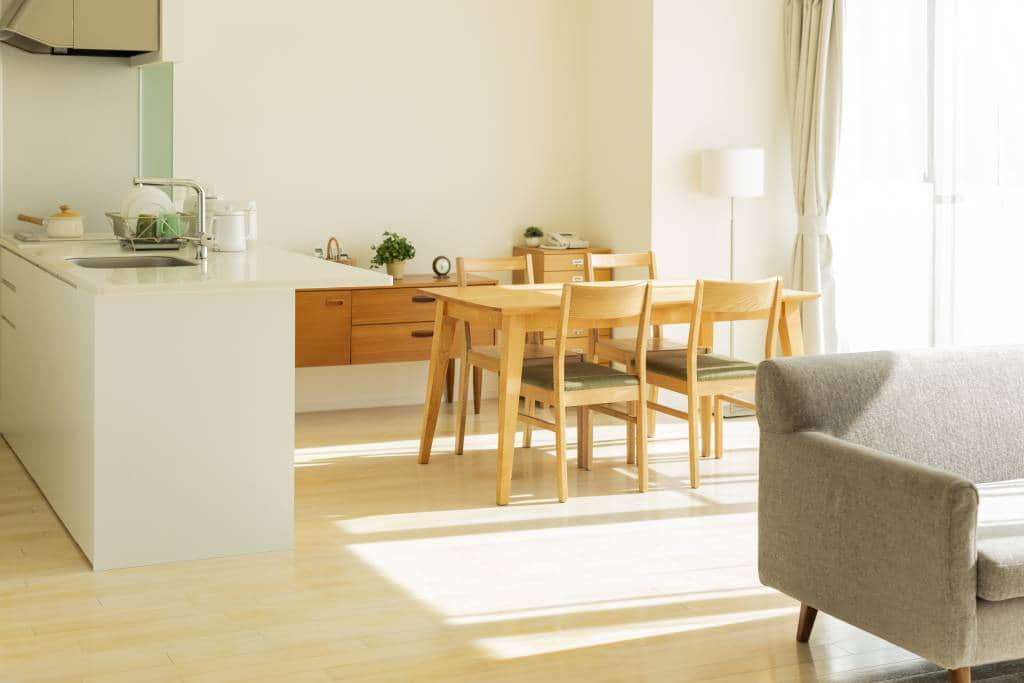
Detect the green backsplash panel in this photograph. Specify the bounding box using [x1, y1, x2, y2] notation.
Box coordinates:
[139, 62, 174, 179]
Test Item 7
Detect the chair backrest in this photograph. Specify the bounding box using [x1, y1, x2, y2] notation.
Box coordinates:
[687, 278, 783, 370]
[584, 251, 662, 337]
[553, 283, 653, 391]
[585, 252, 658, 280]
[456, 255, 534, 286]
[456, 255, 537, 348]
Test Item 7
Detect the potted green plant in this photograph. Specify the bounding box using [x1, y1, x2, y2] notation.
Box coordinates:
[524, 226, 544, 247]
[370, 230, 416, 279]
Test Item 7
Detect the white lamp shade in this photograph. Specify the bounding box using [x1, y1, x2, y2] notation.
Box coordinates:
[701, 148, 765, 197]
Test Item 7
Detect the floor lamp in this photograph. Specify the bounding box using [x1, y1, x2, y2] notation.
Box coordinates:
[700, 147, 765, 359]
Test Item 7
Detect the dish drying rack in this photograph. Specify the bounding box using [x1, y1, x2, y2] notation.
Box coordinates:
[106, 212, 200, 251]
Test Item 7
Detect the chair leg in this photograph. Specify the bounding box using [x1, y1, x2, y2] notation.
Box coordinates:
[626, 401, 637, 465]
[523, 398, 535, 448]
[554, 406, 568, 502]
[455, 358, 472, 455]
[445, 360, 455, 403]
[714, 396, 724, 459]
[700, 395, 712, 458]
[688, 392, 700, 488]
[648, 385, 658, 438]
[796, 604, 818, 643]
[576, 406, 592, 470]
[949, 668, 971, 683]
[472, 366, 483, 414]
[635, 399, 649, 493]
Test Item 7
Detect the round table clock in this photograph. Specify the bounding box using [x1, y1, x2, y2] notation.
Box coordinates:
[432, 256, 452, 280]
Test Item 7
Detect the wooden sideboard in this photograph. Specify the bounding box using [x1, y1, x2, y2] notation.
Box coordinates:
[512, 246, 612, 354]
[296, 274, 496, 399]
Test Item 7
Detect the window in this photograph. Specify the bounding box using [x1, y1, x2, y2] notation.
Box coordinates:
[833, 0, 1024, 351]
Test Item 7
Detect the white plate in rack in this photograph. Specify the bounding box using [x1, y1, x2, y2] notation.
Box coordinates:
[119, 187, 175, 229]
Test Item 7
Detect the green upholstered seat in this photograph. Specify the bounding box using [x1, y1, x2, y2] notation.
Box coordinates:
[521, 361, 640, 392]
[646, 352, 757, 382]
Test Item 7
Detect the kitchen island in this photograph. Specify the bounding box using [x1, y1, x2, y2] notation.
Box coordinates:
[0, 239, 390, 570]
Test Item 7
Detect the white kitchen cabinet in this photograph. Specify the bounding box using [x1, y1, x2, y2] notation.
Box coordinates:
[0, 247, 94, 557]
[0, 239, 387, 571]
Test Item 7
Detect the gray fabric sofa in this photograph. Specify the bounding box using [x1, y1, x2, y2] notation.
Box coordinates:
[756, 348, 1024, 683]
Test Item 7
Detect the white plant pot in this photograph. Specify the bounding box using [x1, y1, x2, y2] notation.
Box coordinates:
[386, 261, 406, 279]
[525, 237, 542, 247]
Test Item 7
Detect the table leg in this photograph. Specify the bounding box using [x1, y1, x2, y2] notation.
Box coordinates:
[779, 301, 805, 357]
[495, 315, 526, 505]
[418, 304, 458, 465]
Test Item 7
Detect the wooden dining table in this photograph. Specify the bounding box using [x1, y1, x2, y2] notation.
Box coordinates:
[417, 281, 820, 505]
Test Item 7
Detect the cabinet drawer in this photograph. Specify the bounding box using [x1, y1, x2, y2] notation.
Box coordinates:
[351, 322, 493, 364]
[542, 268, 612, 284]
[0, 248, 30, 293]
[352, 288, 440, 325]
[543, 337, 595, 355]
[0, 277, 16, 325]
[296, 291, 351, 367]
[0, 250, 31, 327]
[540, 326, 591, 339]
[540, 253, 589, 272]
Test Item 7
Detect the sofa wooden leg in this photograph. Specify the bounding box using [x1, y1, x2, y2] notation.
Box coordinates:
[796, 604, 818, 643]
[949, 668, 971, 683]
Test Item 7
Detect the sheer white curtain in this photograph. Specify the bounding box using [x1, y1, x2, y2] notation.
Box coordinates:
[832, 0, 1024, 351]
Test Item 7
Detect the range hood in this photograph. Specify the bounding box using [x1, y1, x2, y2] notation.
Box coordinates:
[0, 0, 158, 56]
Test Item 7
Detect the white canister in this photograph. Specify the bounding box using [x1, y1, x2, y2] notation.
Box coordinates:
[210, 211, 255, 252]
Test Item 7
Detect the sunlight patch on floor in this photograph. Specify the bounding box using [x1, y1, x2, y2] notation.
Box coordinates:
[444, 585, 776, 625]
[474, 606, 798, 659]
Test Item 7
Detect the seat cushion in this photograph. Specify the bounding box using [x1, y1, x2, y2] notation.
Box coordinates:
[646, 352, 757, 382]
[977, 479, 1024, 601]
[521, 361, 639, 392]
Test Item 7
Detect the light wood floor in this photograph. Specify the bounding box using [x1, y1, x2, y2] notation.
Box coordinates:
[0, 401, 947, 682]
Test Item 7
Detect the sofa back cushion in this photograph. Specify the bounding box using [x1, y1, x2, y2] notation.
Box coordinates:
[756, 347, 1024, 483]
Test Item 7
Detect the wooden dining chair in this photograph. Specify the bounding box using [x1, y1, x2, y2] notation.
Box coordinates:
[454, 256, 581, 455]
[584, 252, 689, 446]
[516, 282, 653, 502]
[644, 278, 783, 488]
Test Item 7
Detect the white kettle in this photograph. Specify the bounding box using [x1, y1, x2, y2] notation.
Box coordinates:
[210, 201, 258, 252]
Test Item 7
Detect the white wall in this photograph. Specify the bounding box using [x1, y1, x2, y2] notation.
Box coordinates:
[581, 0, 654, 256]
[1, 47, 139, 236]
[171, 0, 588, 411]
[650, 0, 794, 360]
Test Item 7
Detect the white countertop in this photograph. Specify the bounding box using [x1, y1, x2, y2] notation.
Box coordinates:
[0, 238, 392, 294]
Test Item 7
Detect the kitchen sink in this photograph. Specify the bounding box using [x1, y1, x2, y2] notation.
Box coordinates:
[66, 256, 196, 269]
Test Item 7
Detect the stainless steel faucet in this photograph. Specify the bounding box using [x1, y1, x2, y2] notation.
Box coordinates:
[132, 177, 214, 260]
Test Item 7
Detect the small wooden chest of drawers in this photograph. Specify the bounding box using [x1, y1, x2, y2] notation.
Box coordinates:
[512, 246, 612, 285]
[512, 246, 612, 348]
[296, 274, 496, 368]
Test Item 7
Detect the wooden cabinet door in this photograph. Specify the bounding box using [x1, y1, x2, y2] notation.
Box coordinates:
[74, 0, 159, 51]
[295, 291, 351, 367]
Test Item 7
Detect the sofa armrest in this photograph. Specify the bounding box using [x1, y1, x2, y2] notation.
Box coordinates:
[759, 430, 979, 669]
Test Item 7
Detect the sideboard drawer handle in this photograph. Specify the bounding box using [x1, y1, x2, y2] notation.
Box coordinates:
[571, 275, 584, 282]
[1, 279, 15, 292]
[325, 298, 346, 306]
[571, 258, 584, 266]
[411, 330, 434, 338]
[1, 315, 14, 330]
[572, 329, 584, 336]
[411, 296, 436, 304]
